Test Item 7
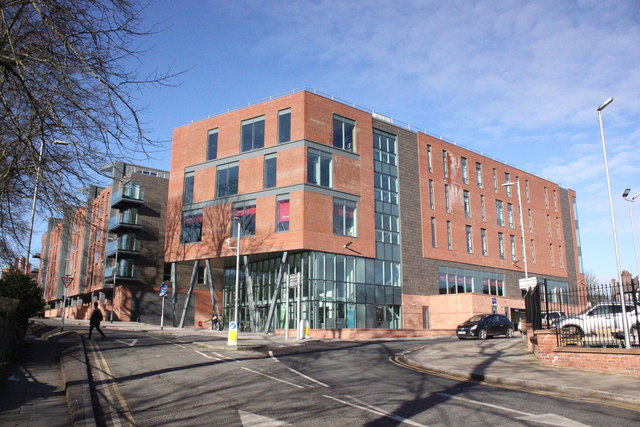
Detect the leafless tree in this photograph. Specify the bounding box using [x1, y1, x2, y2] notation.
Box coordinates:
[0, 0, 180, 262]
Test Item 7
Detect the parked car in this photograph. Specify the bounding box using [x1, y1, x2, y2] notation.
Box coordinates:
[541, 311, 566, 327]
[456, 314, 515, 340]
[555, 302, 640, 345]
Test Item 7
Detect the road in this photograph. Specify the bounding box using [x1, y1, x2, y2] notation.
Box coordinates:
[75, 328, 638, 426]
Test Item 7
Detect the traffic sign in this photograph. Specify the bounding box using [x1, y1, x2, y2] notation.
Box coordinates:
[61, 276, 73, 288]
[160, 283, 169, 293]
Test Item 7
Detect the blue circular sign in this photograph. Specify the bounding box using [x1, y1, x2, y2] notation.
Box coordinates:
[160, 283, 169, 293]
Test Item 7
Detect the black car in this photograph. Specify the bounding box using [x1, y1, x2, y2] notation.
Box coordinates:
[456, 314, 515, 340]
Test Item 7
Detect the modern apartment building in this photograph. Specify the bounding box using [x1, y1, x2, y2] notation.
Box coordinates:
[166, 89, 584, 333]
[38, 163, 189, 324]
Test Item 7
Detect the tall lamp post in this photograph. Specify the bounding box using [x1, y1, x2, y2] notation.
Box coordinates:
[622, 189, 640, 278]
[502, 180, 528, 278]
[598, 97, 630, 348]
[27, 139, 69, 271]
[227, 217, 241, 346]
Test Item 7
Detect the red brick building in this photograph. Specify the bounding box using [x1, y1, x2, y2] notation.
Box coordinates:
[165, 89, 584, 333]
[37, 163, 193, 324]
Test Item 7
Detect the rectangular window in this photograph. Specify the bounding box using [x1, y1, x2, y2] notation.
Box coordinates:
[504, 173, 512, 197]
[528, 209, 533, 232]
[549, 243, 554, 266]
[307, 148, 332, 187]
[481, 228, 488, 256]
[431, 217, 437, 248]
[466, 225, 473, 253]
[216, 162, 239, 197]
[233, 202, 256, 236]
[481, 195, 486, 222]
[446, 220, 452, 250]
[333, 115, 355, 151]
[461, 157, 468, 184]
[531, 239, 536, 263]
[427, 145, 433, 173]
[464, 190, 471, 218]
[264, 154, 277, 189]
[544, 187, 549, 209]
[498, 232, 505, 259]
[559, 245, 564, 268]
[493, 168, 498, 191]
[278, 109, 291, 143]
[525, 180, 530, 202]
[444, 184, 450, 213]
[546, 214, 551, 237]
[496, 200, 504, 226]
[277, 197, 289, 232]
[182, 211, 203, 243]
[333, 198, 357, 236]
[510, 235, 517, 261]
[241, 116, 265, 152]
[556, 217, 561, 240]
[476, 162, 483, 188]
[183, 172, 194, 205]
[207, 129, 218, 161]
[429, 179, 435, 209]
[442, 150, 448, 178]
[553, 190, 558, 211]
[507, 203, 514, 228]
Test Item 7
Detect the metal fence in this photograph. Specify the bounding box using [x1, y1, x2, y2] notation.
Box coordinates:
[526, 279, 640, 348]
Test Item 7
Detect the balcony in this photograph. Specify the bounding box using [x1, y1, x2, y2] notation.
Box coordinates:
[105, 236, 140, 258]
[107, 211, 142, 232]
[104, 262, 138, 284]
[111, 185, 144, 209]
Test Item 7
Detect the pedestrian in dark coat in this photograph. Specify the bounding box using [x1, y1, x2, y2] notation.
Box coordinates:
[88, 302, 106, 339]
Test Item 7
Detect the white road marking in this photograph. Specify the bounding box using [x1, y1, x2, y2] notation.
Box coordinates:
[438, 393, 531, 416]
[195, 350, 220, 360]
[172, 343, 186, 349]
[346, 395, 428, 427]
[322, 395, 428, 427]
[268, 351, 330, 388]
[241, 367, 306, 389]
[239, 410, 292, 426]
[114, 339, 138, 347]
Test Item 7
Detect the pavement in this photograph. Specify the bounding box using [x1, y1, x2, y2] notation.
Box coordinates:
[1, 320, 639, 426]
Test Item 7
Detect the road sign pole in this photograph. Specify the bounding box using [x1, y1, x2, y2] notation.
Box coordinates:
[161, 295, 165, 331]
[61, 286, 66, 331]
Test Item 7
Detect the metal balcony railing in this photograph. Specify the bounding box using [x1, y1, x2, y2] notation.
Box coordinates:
[111, 185, 144, 208]
[104, 262, 138, 281]
[107, 211, 141, 231]
[105, 237, 141, 256]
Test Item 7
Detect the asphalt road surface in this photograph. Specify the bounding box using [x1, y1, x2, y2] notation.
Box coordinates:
[79, 328, 639, 426]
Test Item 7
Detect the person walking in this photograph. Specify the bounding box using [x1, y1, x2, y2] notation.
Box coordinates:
[88, 302, 106, 339]
[211, 312, 221, 331]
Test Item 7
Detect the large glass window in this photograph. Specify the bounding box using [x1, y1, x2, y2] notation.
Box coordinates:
[333, 198, 356, 236]
[182, 210, 203, 243]
[438, 266, 504, 296]
[207, 129, 218, 161]
[216, 163, 239, 197]
[264, 154, 277, 189]
[461, 157, 468, 184]
[183, 172, 194, 205]
[308, 148, 332, 187]
[277, 197, 289, 232]
[476, 162, 483, 188]
[333, 115, 355, 151]
[464, 190, 470, 218]
[278, 109, 291, 143]
[241, 116, 265, 152]
[496, 200, 504, 226]
[232, 202, 256, 236]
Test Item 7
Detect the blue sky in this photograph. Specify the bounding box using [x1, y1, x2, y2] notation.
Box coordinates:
[37, 1, 640, 283]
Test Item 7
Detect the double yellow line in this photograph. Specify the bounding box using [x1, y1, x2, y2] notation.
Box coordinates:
[87, 339, 137, 426]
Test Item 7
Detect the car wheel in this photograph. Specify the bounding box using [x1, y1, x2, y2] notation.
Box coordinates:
[506, 327, 514, 338]
[478, 329, 487, 340]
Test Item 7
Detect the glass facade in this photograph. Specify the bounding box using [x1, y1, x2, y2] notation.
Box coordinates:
[222, 251, 402, 331]
[438, 266, 505, 296]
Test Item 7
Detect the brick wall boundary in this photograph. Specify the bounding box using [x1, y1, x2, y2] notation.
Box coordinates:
[523, 324, 640, 377]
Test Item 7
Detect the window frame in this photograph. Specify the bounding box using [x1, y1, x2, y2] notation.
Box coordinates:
[207, 129, 218, 161]
[307, 148, 332, 188]
[216, 162, 239, 198]
[183, 172, 194, 205]
[241, 115, 265, 152]
[333, 114, 356, 152]
[333, 197, 357, 237]
[276, 196, 290, 232]
[264, 154, 277, 189]
[278, 108, 291, 144]
[232, 200, 257, 237]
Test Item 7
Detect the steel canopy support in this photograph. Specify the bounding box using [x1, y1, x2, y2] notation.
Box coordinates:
[179, 260, 199, 328]
[263, 252, 288, 333]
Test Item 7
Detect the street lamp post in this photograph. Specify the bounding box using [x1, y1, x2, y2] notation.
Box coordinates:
[622, 189, 640, 279]
[27, 139, 69, 271]
[598, 97, 630, 348]
[227, 217, 241, 346]
[502, 180, 528, 278]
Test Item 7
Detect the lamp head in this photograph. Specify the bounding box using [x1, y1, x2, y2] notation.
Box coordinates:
[623, 189, 631, 199]
[597, 97, 613, 111]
